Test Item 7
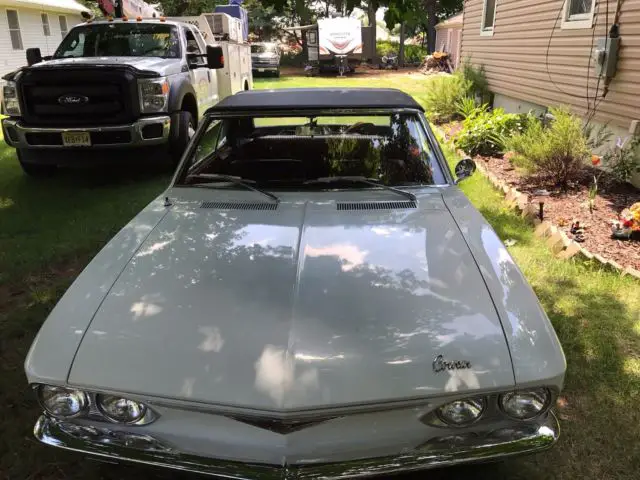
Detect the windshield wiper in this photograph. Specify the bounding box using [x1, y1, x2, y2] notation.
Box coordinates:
[187, 174, 279, 203]
[303, 176, 416, 202]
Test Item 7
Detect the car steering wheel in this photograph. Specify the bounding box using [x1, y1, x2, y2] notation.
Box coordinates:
[344, 122, 376, 135]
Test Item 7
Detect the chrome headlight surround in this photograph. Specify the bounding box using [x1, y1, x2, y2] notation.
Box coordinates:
[37, 385, 89, 419]
[96, 394, 150, 425]
[33, 384, 157, 426]
[434, 397, 487, 427]
[137, 77, 169, 114]
[499, 388, 552, 420]
[2, 81, 21, 116]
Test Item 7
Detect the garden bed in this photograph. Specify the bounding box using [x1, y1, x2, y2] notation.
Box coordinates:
[442, 122, 640, 271]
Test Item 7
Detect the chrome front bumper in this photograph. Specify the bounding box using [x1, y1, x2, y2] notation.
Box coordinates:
[1, 116, 171, 148]
[34, 413, 559, 479]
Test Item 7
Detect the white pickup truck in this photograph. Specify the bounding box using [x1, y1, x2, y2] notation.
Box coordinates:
[1, 15, 252, 176]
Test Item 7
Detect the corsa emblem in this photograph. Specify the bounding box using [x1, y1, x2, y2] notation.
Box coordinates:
[58, 94, 89, 105]
[433, 355, 472, 373]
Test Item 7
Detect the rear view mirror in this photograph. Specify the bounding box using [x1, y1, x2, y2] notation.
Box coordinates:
[455, 158, 476, 183]
[207, 46, 224, 69]
[26, 48, 42, 66]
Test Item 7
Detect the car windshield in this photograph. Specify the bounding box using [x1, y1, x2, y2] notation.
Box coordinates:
[176, 112, 447, 189]
[251, 44, 277, 53]
[54, 23, 180, 58]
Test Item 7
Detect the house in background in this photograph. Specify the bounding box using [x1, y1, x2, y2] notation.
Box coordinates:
[1, 0, 88, 79]
[435, 12, 463, 69]
[460, 0, 640, 186]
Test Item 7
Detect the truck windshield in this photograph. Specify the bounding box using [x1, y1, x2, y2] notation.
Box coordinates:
[54, 23, 180, 58]
[251, 44, 277, 54]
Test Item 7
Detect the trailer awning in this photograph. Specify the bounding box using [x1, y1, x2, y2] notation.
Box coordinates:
[283, 25, 317, 32]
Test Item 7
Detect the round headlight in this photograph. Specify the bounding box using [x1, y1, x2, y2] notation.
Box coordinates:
[436, 398, 486, 426]
[38, 385, 88, 419]
[499, 389, 551, 420]
[96, 394, 147, 424]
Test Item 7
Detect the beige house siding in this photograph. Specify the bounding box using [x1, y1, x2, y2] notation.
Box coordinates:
[461, 0, 640, 131]
[436, 26, 463, 67]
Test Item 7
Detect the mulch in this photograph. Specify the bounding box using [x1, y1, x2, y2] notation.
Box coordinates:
[441, 122, 640, 271]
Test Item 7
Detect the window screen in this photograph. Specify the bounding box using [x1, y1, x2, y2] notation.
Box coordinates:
[7, 10, 23, 50]
[41, 13, 51, 36]
[483, 0, 497, 30]
[569, 0, 594, 16]
[59, 15, 68, 38]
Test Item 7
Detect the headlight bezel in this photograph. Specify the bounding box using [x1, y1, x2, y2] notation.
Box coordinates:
[95, 394, 149, 425]
[137, 77, 170, 114]
[499, 388, 552, 421]
[2, 81, 22, 116]
[37, 384, 90, 419]
[33, 384, 157, 425]
[434, 397, 488, 427]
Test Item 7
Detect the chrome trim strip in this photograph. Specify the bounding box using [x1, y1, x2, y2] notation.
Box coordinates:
[1, 116, 171, 148]
[34, 412, 559, 479]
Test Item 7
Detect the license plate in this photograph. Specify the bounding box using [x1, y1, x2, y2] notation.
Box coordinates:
[62, 132, 91, 147]
[258, 68, 265, 72]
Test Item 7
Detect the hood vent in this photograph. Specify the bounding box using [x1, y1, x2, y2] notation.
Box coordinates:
[200, 201, 278, 211]
[337, 201, 417, 211]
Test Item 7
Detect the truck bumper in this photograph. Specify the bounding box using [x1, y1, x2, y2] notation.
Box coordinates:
[1, 116, 171, 149]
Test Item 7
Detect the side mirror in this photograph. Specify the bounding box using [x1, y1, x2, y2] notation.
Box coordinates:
[454, 157, 476, 183]
[26, 48, 43, 66]
[206, 45, 224, 69]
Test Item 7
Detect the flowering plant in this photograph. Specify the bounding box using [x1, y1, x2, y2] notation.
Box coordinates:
[612, 203, 640, 239]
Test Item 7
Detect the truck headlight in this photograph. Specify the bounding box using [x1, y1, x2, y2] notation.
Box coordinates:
[2, 81, 21, 116]
[138, 77, 169, 114]
[38, 385, 89, 419]
[96, 394, 148, 424]
[499, 388, 551, 420]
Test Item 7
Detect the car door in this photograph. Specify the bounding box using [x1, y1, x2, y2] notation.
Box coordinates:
[184, 26, 216, 118]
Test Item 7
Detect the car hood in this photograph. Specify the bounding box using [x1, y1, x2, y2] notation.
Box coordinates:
[30, 56, 183, 76]
[68, 191, 515, 411]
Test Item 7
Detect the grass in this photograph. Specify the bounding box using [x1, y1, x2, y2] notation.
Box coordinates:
[0, 73, 638, 479]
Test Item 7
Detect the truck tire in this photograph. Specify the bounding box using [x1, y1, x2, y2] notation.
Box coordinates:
[169, 110, 195, 165]
[17, 149, 57, 177]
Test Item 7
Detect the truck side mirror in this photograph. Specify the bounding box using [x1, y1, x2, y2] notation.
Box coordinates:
[26, 48, 43, 66]
[207, 45, 224, 69]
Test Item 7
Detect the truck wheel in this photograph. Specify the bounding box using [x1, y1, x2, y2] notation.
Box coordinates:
[169, 110, 195, 165]
[17, 149, 57, 177]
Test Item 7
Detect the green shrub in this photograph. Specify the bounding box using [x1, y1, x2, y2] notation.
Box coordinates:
[505, 107, 591, 187]
[455, 108, 526, 157]
[376, 41, 427, 63]
[456, 97, 488, 119]
[459, 59, 490, 99]
[422, 73, 471, 123]
[280, 50, 305, 67]
[603, 136, 640, 185]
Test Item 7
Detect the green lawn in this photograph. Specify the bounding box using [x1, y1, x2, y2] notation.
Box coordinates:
[0, 74, 638, 479]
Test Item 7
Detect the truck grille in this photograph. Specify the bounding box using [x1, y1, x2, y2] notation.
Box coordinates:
[18, 67, 140, 127]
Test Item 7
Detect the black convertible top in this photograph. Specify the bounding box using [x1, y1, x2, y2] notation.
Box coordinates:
[206, 88, 424, 114]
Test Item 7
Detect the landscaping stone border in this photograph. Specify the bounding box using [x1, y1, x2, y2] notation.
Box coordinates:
[453, 146, 640, 282]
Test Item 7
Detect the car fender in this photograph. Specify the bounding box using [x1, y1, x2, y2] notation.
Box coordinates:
[168, 73, 197, 115]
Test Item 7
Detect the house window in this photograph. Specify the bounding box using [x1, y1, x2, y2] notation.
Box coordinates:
[7, 9, 23, 50]
[562, 0, 596, 29]
[41, 13, 51, 36]
[481, 0, 497, 36]
[59, 15, 68, 38]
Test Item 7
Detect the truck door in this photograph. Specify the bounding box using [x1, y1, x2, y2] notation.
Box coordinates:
[184, 26, 217, 117]
[193, 26, 220, 107]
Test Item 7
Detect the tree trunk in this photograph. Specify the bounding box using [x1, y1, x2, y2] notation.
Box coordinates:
[399, 22, 405, 67]
[367, 1, 377, 62]
[426, 0, 437, 53]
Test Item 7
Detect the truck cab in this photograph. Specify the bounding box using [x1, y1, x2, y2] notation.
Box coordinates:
[1, 17, 246, 176]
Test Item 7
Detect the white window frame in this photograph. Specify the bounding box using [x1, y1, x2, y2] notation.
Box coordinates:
[480, 0, 498, 37]
[6, 9, 24, 50]
[41, 13, 51, 36]
[561, 0, 596, 30]
[59, 14, 68, 38]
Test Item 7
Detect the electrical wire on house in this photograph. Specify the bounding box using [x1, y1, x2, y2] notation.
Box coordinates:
[585, 0, 607, 126]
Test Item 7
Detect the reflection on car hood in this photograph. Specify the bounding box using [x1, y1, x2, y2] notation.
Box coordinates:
[31, 56, 182, 76]
[68, 191, 515, 411]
